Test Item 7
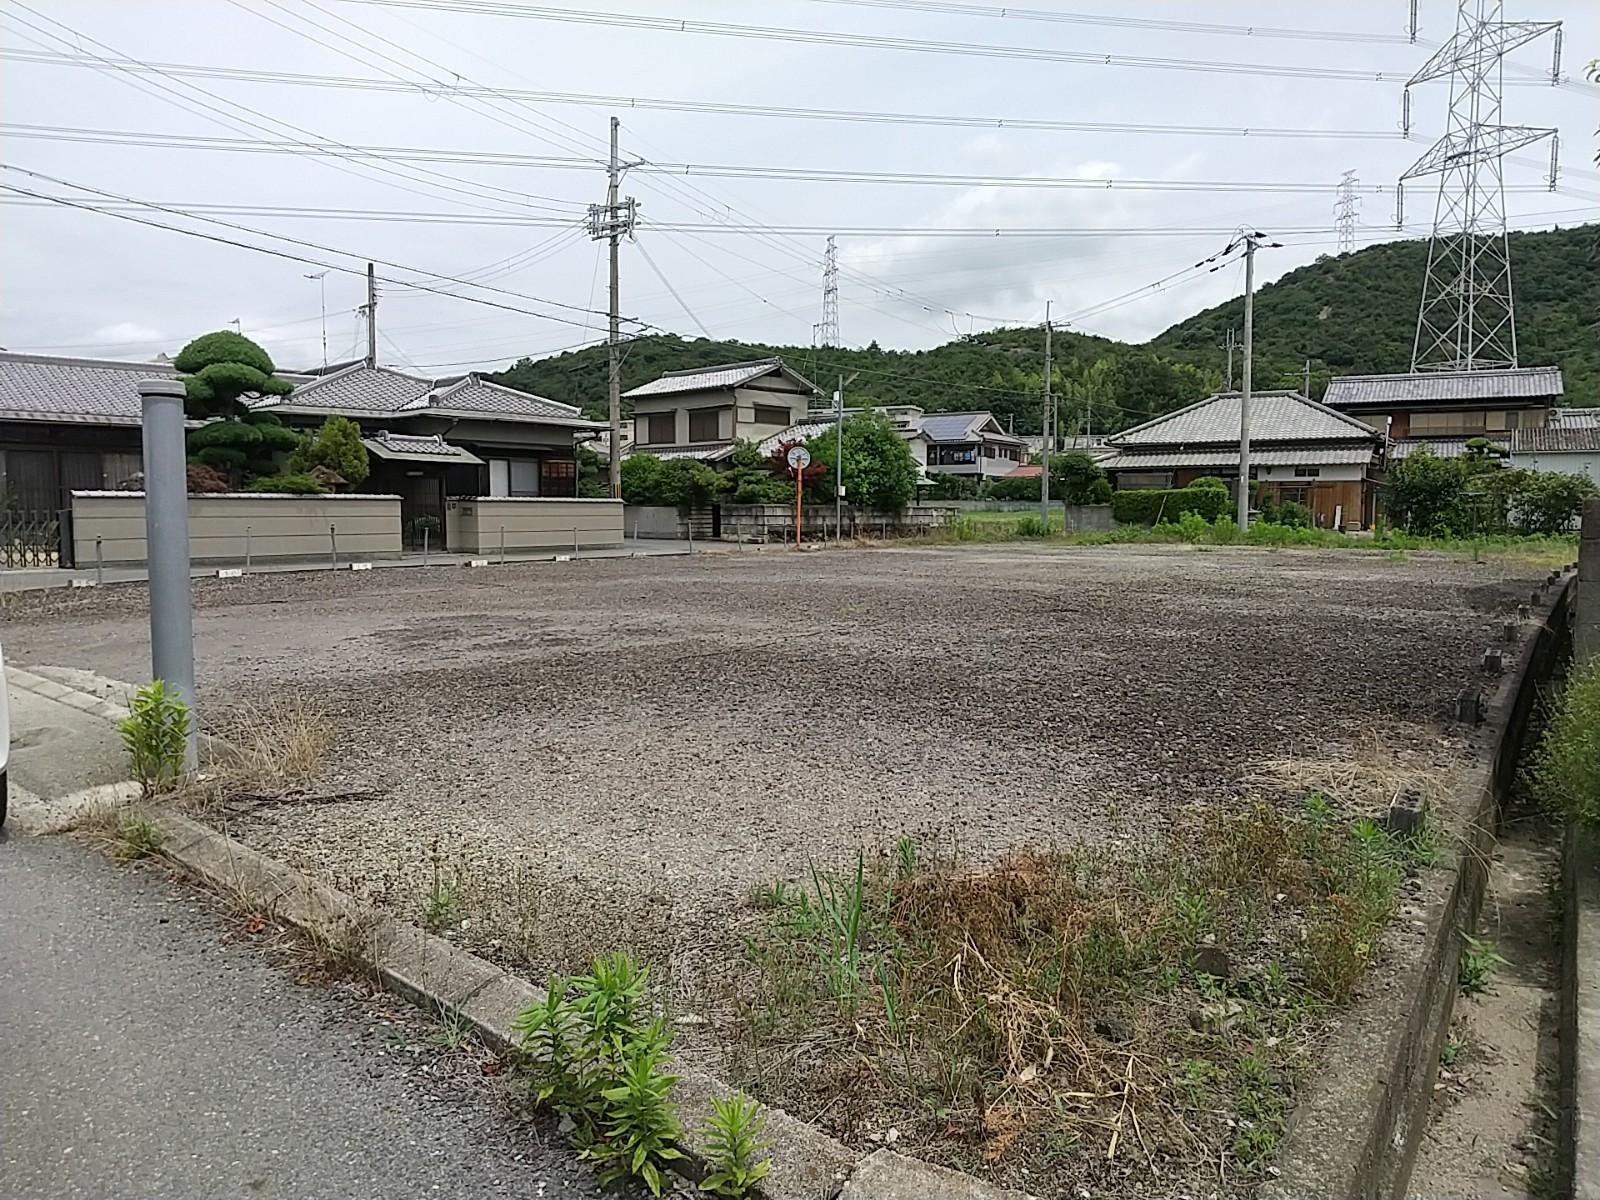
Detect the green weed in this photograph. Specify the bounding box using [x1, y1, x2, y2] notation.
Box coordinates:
[114, 814, 164, 862]
[1459, 935, 1507, 995]
[119, 680, 191, 797]
[698, 1092, 772, 1198]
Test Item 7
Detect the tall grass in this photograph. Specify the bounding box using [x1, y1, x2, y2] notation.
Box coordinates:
[1528, 657, 1600, 830]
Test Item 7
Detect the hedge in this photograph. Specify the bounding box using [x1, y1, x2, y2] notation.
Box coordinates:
[1110, 485, 1233, 526]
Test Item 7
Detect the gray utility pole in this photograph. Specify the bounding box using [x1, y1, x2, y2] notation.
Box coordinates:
[588, 117, 640, 499]
[1224, 327, 1235, 392]
[835, 376, 845, 538]
[1303, 358, 1312, 397]
[1233, 232, 1280, 530]
[138, 379, 198, 771]
[1039, 303, 1052, 530]
[362, 262, 377, 368]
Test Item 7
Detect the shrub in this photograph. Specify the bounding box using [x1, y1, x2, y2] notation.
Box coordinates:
[244, 473, 328, 495]
[185, 463, 232, 493]
[1111, 485, 1232, 526]
[984, 474, 1040, 502]
[119, 680, 191, 796]
[1277, 500, 1313, 528]
[805, 411, 919, 513]
[290, 415, 369, 487]
[1189, 475, 1229, 494]
[621, 454, 721, 508]
[1528, 658, 1600, 830]
[1015, 515, 1050, 537]
[1384, 448, 1474, 535]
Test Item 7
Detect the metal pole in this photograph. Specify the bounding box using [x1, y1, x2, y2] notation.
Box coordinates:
[422, 523, 429, 566]
[573, 525, 579, 557]
[364, 262, 377, 368]
[95, 535, 103, 586]
[244, 525, 252, 574]
[499, 524, 506, 564]
[834, 378, 844, 541]
[138, 379, 197, 770]
[606, 116, 623, 500]
[330, 523, 338, 569]
[1039, 303, 1053, 530]
[795, 468, 803, 547]
[1238, 239, 1256, 531]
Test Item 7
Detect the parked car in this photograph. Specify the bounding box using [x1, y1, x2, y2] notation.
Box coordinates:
[0, 638, 9, 827]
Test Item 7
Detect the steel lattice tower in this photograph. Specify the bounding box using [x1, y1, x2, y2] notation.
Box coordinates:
[819, 235, 840, 348]
[1399, 0, 1561, 373]
[1334, 170, 1361, 255]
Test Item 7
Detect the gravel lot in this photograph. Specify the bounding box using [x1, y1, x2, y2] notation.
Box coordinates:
[2, 544, 1535, 981]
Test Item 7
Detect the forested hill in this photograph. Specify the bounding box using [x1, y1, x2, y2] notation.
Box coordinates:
[490, 223, 1598, 435]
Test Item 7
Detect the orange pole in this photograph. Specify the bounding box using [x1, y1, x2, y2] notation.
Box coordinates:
[795, 468, 803, 546]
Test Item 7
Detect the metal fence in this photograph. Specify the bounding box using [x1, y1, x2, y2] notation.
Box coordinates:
[0, 509, 68, 569]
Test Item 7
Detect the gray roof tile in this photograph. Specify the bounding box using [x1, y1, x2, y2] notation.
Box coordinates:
[1510, 426, 1600, 454]
[1108, 391, 1377, 447]
[1552, 407, 1600, 429]
[362, 431, 484, 464]
[623, 358, 817, 399]
[1324, 366, 1563, 408]
[261, 365, 595, 425]
[0, 351, 178, 425]
[1099, 447, 1376, 470]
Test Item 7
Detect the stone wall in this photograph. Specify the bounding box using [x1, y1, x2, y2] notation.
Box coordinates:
[71, 491, 402, 567]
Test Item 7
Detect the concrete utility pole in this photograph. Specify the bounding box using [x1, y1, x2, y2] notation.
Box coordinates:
[1239, 240, 1254, 530]
[305, 271, 329, 371]
[1303, 357, 1312, 398]
[138, 379, 198, 771]
[835, 376, 845, 538]
[362, 262, 377, 368]
[1224, 327, 1235, 392]
[607, 117, 622, 499]
[587, 117, 639, 499]
[1039, 303, 1052, 530]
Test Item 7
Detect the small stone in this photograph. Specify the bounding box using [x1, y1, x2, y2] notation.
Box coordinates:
[557, 1114, 576, 1135]
[1093, 1014, 1133, 1043]
[884, 1127, 900, 1146]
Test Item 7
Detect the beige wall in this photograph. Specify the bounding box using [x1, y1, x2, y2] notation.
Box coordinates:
[446, 497, 623, 553]
[71, 492, 402, 566]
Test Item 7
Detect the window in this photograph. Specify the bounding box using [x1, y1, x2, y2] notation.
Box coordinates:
[638, 412, 675, 445]
[688, 407, 723, 443]
[541, 459, 577, 497]
[1410, 410, 1486, 435]
[1293, 466, 1321, 478]
[1504, 410, 1521, 431]
[752, 404, 790, 426]
[488, 458, 541, 497]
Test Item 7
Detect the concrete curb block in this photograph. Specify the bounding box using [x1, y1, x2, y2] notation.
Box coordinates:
[8, 667, 132, 722]
[1562, 822, 1600, 1200]
[1265, 578, 1574, 1200]
[144, 809, 867, 1200]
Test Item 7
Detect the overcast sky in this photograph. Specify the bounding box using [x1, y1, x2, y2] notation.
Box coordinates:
[2, 0, 1596, 376]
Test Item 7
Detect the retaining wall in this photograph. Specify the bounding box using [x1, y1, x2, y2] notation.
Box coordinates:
[1267, 573, 1575, 1200]
[70, 491, 402, 567]
[624, 504, 683, 540]
[445, 497, 624, 554]
[1579, 497, 1599, 667]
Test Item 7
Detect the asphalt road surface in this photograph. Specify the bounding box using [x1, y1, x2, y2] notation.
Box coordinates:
[0, 831, 604, 1200]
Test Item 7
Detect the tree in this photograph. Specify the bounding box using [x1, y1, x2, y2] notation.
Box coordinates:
[618, 453, 720, 507]
[1383, 447, 1474, 535]
[1046, 451, 1111, 504]
[805, 411, 919, 512]
[718, 439, 791, 504]
[175, 331, 299, 484]
[576, 445, 609, 497]
[290, 415, 370, 488]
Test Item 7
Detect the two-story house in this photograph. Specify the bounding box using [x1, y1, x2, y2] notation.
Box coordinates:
[1323, 366, 1564, 462]
[623, 358, 817, 458]
[919, 412, 1028, 481]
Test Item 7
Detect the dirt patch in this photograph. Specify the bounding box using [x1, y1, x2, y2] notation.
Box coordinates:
[1410, 818, 1564, 1199]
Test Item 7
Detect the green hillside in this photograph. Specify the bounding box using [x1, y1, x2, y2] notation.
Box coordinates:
[491, 223, 1598, 435]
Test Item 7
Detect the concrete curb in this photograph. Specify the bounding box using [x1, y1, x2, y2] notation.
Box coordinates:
[1265, 574, 1576, 1200]
[1562, 821, 1600, 1200]
[8, 666, 131, 723]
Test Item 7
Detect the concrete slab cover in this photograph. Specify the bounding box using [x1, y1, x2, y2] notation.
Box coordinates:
[838, 1150, 1037, 1200]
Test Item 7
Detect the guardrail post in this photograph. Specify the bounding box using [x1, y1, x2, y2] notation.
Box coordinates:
[330, 523, 338, 570]
[422, 524, 430, 566]
[573, 525, 580, 557]
[95, 535, 104, 586]
[498, 524, 506, 564]
[244, 525, 252, 574]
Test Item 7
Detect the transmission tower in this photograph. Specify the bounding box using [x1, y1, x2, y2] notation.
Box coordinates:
[1334, 170, 1361, 255]
[819, 234, 840, 349]
[1398, 0, 1561, 373]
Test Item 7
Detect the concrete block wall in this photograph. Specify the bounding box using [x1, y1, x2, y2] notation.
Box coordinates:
[445, 498, 624, 554]
[1580, 497, 1600, 668]
[623, 505, 685, 540]
[71, 492, 402, 567]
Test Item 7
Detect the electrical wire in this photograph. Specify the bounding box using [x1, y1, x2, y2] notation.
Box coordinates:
[634, 239, 712, 339]
[0, 49, 1408, 142]
[343, 0, 1584, 88]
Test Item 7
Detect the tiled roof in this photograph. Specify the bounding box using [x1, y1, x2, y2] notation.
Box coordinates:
[624, 358, 817, 399]
[1551, 407, 1600, 429]
[1324, 366, 1563, 408]
[1388, 436, 1509, 461]
[259, 364, 595, 425]
[362, 431, 484, 464]
[1100, 446, 1377, 470]
[1109, 391, 1377, 447]
[0, 351, 178, 425]
[1511, 426, 1600, 454]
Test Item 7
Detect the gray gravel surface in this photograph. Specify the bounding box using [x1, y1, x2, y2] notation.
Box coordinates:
[1, 544, 1538, 979]
[0, 831, 608, 1200]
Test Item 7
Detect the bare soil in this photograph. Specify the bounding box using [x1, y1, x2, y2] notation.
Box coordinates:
[1409, 818, 1564, 1200]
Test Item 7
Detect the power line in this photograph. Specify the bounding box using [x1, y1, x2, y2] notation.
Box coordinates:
[0, 6, 585, 219]
[0, 167, 622, 331]
[634, 238, 711, 339]
[346, 0, 1589, 87]
[0, 49, 1409, 141]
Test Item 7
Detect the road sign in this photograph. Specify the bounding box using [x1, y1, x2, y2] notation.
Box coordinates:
[786, 445, 812, 471]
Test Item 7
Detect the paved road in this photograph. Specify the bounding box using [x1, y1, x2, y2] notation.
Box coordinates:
[0, 831, 603, 1200]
